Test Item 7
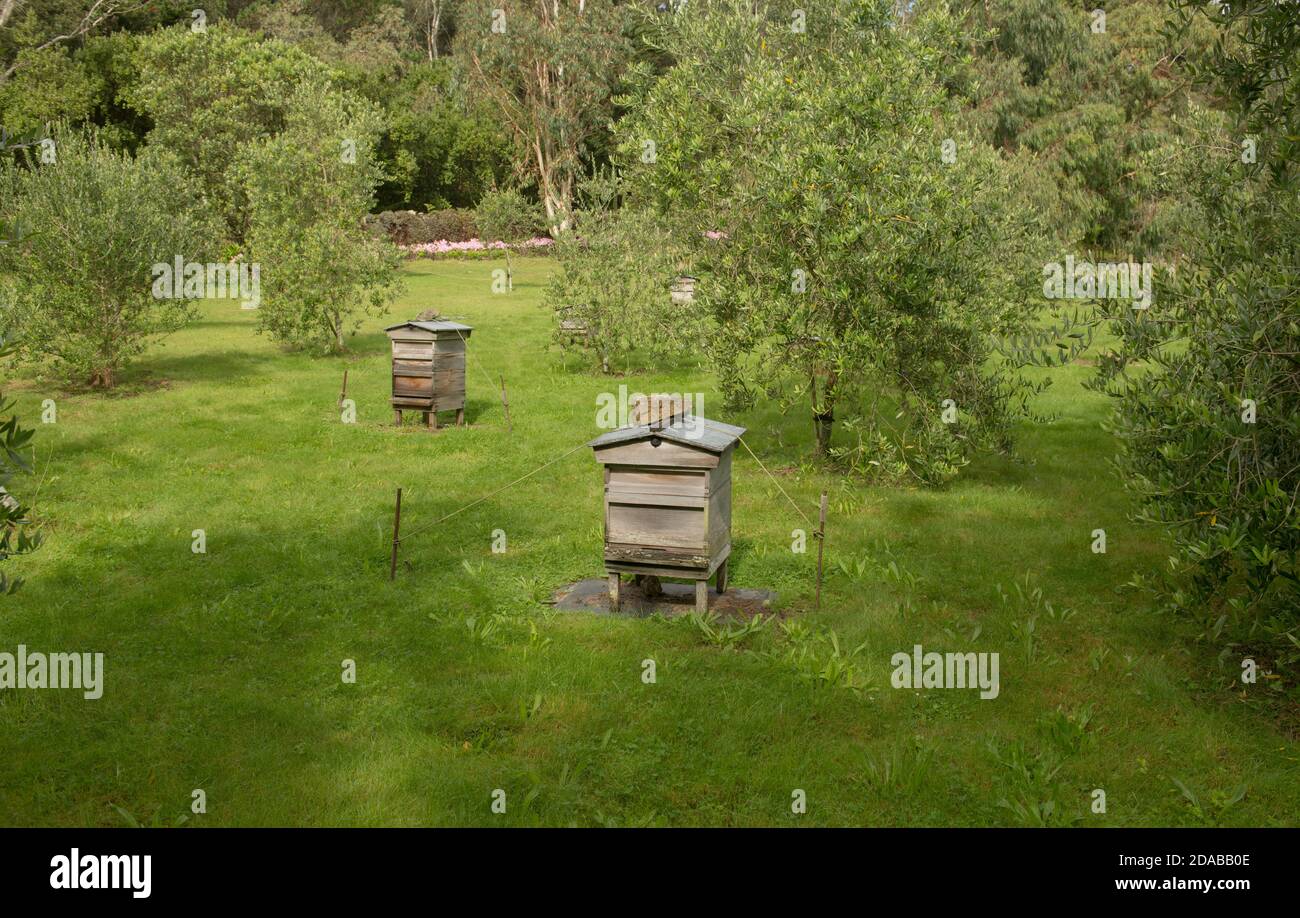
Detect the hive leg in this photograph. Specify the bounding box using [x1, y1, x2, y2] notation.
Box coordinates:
[456, 407, 465, 426]
[422, 411, 432, 429]
[608, 573, 621, 613]
[430, 410, 439, 430]
[716, 559, 728, 595]
[393, 409, 402, 426]
[695, 579, 708, 614]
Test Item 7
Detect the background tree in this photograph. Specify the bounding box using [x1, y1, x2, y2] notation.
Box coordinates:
[619, 0, 1046, 479]
[0, 128, 217, 387]
[125, 22, 331, 239]
[406, 0, 459, 60]
[475, 185, 541, 291]
[367, 61, 512, 211]
[0, 0, 155, 84]
[1094, 2, 1300, 677]
[942, 0, 1221, 256]
[456, 0, 640, 235]
[238, 85, 402, 354]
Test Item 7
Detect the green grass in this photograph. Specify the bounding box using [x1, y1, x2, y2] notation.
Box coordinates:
[1, 256, 1296, 827]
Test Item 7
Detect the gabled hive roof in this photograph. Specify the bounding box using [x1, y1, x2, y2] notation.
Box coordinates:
[385, 320, 473, 334]
[589, 416, 745, 455]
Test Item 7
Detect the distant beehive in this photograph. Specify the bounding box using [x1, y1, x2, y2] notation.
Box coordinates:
[589, 396, 744, 613]
[385, 320, 472, 429]
[670, 275, 696, 305]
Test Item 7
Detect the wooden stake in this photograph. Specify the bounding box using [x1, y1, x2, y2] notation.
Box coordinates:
[338, 369, 348, 408]
[389, 487, 403, 581]
[499, 374, 513, 433]
[815, 491, 828, 611]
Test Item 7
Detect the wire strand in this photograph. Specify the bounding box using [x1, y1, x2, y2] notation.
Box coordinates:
[738, 435, 813, 526]
[453, 327, 505, 407]
[399, 438, 591, 542]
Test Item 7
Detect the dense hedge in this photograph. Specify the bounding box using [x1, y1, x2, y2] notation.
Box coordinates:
[365, 209, 478, 245]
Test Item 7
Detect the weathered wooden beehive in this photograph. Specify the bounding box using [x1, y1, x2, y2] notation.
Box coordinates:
[670, 274, 696, 305]
[385, 320, 472, 429]
[589, 397, 744, 613]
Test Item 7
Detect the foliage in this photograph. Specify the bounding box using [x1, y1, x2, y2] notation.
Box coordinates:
[618, 0, 1047, 480]
[367, 62, 512, 211]
[0, 0, 176, 86]
[405, 0, 461, 61]
[0, 330, 40, 595]
[455, 0, 641, 234]
[683, 610, 768, 650]
[475, 186, 542, 244]
[366, 208, 479, 244]
[125, 22, 332, 239]
[476, 185, 543, 289]
[1094, 6, 1300, 676]
[0, 127, 217, 386]
[989, 707, 1094, 827]
[238, 84, 402, 354]
[946, 0, 1222, 257]
[541, 175, 694, 373]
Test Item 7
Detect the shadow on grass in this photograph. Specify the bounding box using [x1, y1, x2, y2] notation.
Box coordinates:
[127, 348, 282, 386]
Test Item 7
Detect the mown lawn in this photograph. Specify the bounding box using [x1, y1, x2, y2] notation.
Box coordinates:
[1, 256, 1296, 826]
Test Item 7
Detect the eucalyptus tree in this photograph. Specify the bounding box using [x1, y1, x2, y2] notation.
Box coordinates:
[456, 0, 641, 235]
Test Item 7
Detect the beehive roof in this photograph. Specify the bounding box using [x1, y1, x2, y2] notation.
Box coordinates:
[385, 320, 473, 333]
[589, 416, 745, 454]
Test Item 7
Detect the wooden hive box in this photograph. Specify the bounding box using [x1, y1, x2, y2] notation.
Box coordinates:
[669, 274, 696, 305]
[384, 320, 472, 429]
[589, 398, 744, 613]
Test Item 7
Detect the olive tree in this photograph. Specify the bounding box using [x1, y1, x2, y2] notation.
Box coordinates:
[475, 186, 542, 291]
[542, 175, 693, 373]
[619, 0, 1045, 480]
[1095, 2, 1300, 675]
[237, 85, 402, 354]
[0, 128, 217, 387]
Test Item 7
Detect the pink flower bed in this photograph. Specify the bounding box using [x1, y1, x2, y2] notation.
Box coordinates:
[402, 237, 554, 256]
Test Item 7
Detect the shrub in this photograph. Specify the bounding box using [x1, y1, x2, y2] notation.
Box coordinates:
[0, 128, 218, 387]
[421, 208, 479, 243]
[239, 86, 402, 354]
[617, 1, 1045, 478]
[542, 179, 695, 373]
[365, 209, 479, 244]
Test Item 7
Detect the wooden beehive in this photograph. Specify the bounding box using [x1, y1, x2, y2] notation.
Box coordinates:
[670, 274, 696, 305]
[589, 398, 744, 613]
[385, 320, 472, 429]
